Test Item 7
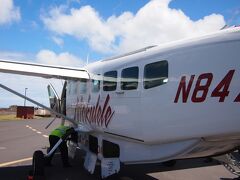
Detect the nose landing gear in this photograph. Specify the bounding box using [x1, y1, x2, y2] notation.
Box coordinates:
[28, 150, 45, 180]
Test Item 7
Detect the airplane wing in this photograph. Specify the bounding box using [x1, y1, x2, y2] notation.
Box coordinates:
[0, 59, 91, 131]
[0, 59, 89, 80]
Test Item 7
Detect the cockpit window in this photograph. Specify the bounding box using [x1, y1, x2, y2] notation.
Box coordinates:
[103, 71, 117, 91]
[91, 79, 100, 93]
[68, 80, 77, 95]
[144, 60, 168, 89]
[121, 66, 139, 90]
[79, 79, 87, 94]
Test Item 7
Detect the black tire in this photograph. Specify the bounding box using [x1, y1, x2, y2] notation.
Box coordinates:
[32, 150, 45, 177]
[162, 160, 177, 167]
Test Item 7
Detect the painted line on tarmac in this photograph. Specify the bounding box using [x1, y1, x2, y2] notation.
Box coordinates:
[26, 125, 49, 138]
[0, 157, 32, 167]
[0, 147, 6, 150]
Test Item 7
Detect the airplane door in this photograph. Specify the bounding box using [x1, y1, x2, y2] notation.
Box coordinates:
[60, 81, 67, 115]
[103, 66, 141, 133]
[47, 83, 60, 113]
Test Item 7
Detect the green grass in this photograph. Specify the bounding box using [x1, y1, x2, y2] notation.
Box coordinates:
[0, 114, 21, 121]
[0, 114, 43, 121]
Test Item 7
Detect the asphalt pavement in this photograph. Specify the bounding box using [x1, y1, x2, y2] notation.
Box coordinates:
[0, 118, 238, 180]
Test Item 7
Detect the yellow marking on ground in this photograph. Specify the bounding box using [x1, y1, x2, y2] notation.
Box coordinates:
[0, 157, 32, 167]
[43, 135, 49, 138]
[37, 131, 42, 134]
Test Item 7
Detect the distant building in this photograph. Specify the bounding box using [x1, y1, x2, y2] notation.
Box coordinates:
[0, 105, 51, 118]
[16, 106, 34, 119]
[0, 105, 17, 115]
[9, 105, 17, 111]
[34, 108, 51, 117]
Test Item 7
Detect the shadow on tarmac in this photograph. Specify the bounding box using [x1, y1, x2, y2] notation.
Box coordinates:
[0, 156, 237, 180]
[0, 165, 32, 180]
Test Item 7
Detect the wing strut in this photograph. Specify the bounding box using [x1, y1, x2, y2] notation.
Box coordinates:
[0, 83, 77, 126]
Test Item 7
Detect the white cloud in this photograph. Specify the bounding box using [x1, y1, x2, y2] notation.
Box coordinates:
[67, 0, 80, 5]
[36, 49, 85, 67]
[0, 51, 26, 60]
[30, 21, 39, 29]
[0, 50, 84, 67]
[52, 36, 64, 47]
[0, 73, 63, 108]
[42, 5, 115, 53]
[108, 0, 225, 53]
[42, 0, 225, 54]
[0, 49, 84, 108]
[0, 0, 21, 25]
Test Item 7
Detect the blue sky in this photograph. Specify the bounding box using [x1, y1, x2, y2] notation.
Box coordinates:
[0, 0, 239, 108]
[1, 0, 152, 61]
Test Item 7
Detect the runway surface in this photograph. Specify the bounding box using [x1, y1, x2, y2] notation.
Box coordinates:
[0, 118, 238, 180]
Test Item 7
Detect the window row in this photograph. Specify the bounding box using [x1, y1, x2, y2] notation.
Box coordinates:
[68, 60, 168, 94]
[102, 60, 168, 91]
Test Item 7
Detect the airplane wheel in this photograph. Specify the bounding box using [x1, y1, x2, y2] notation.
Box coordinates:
[32, 150, 45, 177]
[162, 160, 176, 167]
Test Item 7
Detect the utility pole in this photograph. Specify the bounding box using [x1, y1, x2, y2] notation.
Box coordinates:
[24, 88, 28, 106]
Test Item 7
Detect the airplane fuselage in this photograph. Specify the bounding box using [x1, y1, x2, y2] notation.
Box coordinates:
[0, 26, 240, 178]
[66, 27, 240, 164]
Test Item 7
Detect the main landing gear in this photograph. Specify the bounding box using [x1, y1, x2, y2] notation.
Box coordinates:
[213, 150, 240, 178]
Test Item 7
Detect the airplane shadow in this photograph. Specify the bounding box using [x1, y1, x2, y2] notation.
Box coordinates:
[0, 157, 237, 180]
[117, 158, 221, 180]
[0, 165, 32, 180]
[111, 157, 238, 180]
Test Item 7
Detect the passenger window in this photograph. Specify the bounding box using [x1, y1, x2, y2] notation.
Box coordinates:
[103, 71, 117, 91]
[121, 67, 139, 90]
[79, 79, 87, 94]
[144, 60, 168, 89]
[91, 79, 100, 93]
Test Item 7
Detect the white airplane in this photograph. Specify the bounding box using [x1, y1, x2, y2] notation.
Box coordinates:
[0, 26, 240, 179]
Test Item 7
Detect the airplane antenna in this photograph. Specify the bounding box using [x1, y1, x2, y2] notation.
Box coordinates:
[86, 53, 89, 65]
[220, 25, 228, 30]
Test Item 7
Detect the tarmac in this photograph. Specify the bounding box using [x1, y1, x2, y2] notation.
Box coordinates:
[0, 118, 238, 180]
